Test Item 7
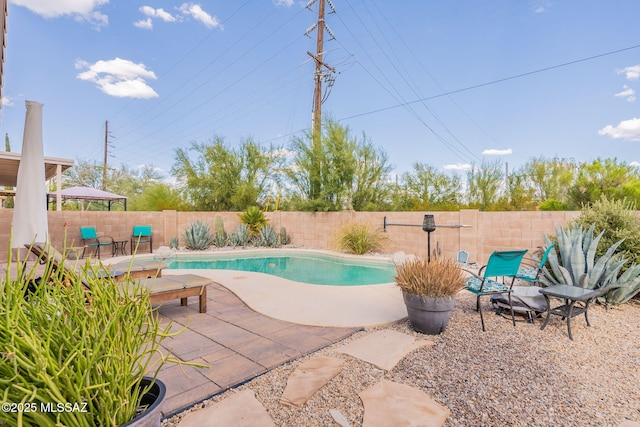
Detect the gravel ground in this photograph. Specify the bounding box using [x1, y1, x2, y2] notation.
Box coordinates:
[162, 292, 640, 427]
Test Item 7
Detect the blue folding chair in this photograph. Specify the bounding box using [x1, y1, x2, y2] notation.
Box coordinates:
[463, 250, 528, 331]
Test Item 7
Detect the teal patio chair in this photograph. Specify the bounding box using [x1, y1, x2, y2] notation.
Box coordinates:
[131, 225, 153, 254]
[80, 226, 114, 259]
[463, 249, 528, 331]
[516, 243, 555, 284]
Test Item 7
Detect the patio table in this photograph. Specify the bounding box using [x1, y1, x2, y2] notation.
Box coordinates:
[539, 285, 601, 340]
[112, 240, 128, 256]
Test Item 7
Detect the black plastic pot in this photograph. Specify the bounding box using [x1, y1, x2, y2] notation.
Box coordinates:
[120, 377, 166, 427]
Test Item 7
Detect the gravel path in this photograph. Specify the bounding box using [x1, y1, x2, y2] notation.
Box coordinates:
[163, 292, 640, 427]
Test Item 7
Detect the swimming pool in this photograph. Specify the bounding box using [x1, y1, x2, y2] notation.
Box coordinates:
[166, 251, 396, 286]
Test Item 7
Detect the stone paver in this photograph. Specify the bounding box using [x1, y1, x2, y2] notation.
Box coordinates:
[157, 283, 360, 417]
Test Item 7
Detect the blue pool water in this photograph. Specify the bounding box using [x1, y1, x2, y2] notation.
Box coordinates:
[166, 252, 395, 286]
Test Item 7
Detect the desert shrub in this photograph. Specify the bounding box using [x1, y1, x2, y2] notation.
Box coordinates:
[570, 196, 640, 269]
[539, 199, 568, 211]
[169, 236, 179, 249]
[336, 223, 387, 255]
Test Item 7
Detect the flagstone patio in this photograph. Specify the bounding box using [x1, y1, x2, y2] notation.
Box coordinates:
[156, 282, 362, 417]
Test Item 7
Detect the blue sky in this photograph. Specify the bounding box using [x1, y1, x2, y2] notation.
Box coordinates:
[2, 0, 640, 181]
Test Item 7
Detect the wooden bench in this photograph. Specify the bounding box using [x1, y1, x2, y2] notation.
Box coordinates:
[27, 243, 212, 313]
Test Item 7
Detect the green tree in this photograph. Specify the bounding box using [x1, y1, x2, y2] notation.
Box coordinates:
[129, 182, 184, 211]
[466, 160, 504, 210]
[505, 168, 537, 210]
[524, 156, 577, 205]
[350, 139, 393, 211]
[398, 163, 462, 211]
[286, 120, 391, 211]
[172, 137, 283, 211]
[567, 158, 640, 207]
[63, 159, 105, 189]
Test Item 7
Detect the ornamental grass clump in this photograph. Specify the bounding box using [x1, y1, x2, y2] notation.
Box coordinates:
[0, 247, 173, 426]
[394, 256, 466, 298]
[336, 223, 388, 255]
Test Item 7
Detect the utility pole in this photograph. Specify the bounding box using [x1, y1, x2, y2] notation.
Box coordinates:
[306, 0, 336, 199]
[103, 120, 109, 190]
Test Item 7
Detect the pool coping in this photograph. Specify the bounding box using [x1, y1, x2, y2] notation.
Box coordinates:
[109, 248, 408, 328]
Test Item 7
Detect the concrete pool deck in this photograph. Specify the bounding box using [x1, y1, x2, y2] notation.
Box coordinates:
[168, 268, 407, 327]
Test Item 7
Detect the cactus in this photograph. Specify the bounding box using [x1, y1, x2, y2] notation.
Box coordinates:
[279, 226, 290, 245]
[169, 236, 179, 249]
[214, 215, 228, 247]
[183, 220, 215, 250]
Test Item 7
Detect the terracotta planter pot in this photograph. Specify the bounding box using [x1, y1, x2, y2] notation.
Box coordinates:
[121, 377, 166, 427]
[402, 291, 456, 335]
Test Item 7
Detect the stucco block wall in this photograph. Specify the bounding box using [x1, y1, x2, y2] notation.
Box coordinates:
[0, 209, 582, 263]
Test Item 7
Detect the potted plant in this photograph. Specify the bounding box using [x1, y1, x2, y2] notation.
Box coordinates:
[394, 255, 466, 334]
[0, 246, 174, 426]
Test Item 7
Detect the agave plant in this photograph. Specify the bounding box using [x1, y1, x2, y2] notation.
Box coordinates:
[183, 220, 215, 250]
[229, 224, 250, 247]
[254, 225, 280, 248]
[542, 223, 640, 303]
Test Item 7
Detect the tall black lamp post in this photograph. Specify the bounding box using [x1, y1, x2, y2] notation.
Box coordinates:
[422, 214, 436, 262]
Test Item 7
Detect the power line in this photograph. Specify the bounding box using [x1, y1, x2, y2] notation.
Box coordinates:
[342, 43, 640, 121]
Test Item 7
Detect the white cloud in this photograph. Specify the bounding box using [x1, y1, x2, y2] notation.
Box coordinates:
[444, 163, 472, 171]
[618, 65, 640, 81]
[273, 0, 294, 6]
[10, 0, 109, 28]
[135, 6, 176, 29]
[271, 147, 296, 159]
[615, 85, 636, 102]
[75, 57, 159, 99]
[533, 0, 552, 13]
[134, 18, 153, 30]
[144, 6, 175, 22]
[630, 161, 640, 168]
[598, 117, 640, 141]
[2, 96, 14, 107]
[482, 148, 512, 156]
[178, 3, 221, 29]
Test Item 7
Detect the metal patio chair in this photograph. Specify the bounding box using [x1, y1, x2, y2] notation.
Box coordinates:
[80, 226, 114, 259]
[463, 249, 528, 331]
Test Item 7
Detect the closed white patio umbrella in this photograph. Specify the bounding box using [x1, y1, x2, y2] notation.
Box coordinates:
[11, 101, 48, 254]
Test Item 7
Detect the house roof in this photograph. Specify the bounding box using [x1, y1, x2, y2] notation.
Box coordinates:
[0, 151, 75, 187]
